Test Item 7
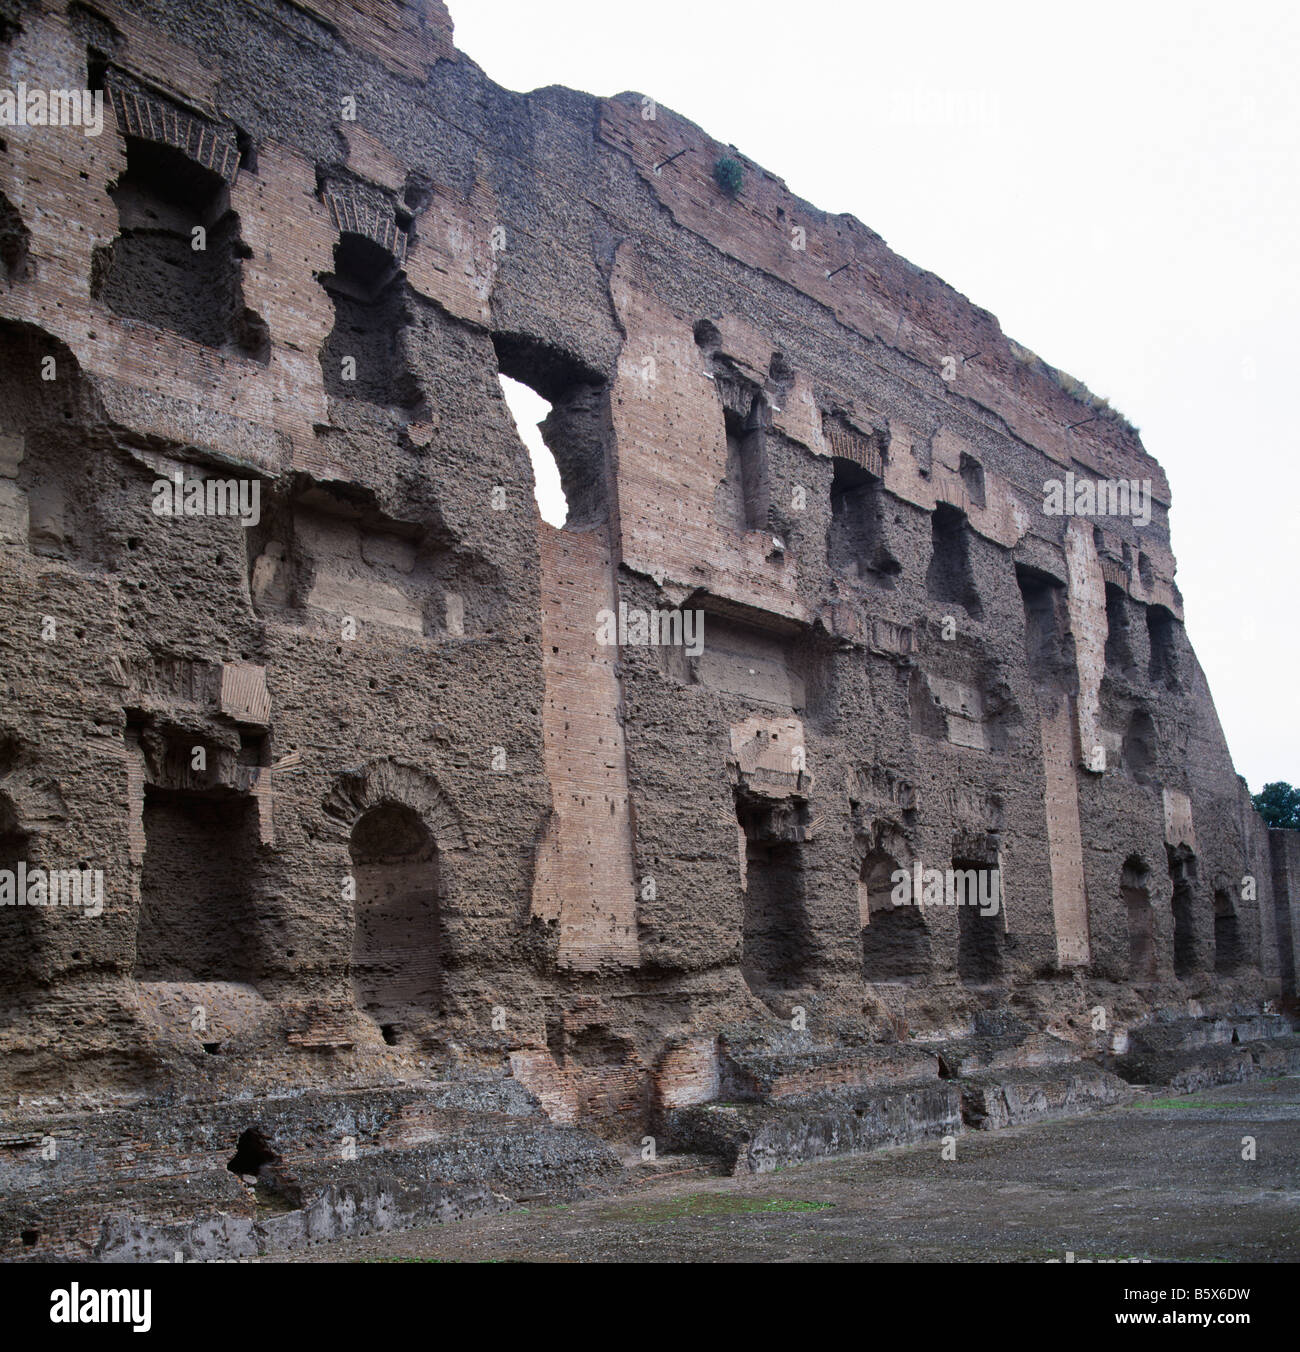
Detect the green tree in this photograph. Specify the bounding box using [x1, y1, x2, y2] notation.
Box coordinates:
[713, 156, 744, 197]
[1252, 781, 1300, 830]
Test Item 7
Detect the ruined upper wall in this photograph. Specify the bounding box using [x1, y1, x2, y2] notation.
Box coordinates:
[255, 0, 456, 81]
[0, 0, 1275, 1126]
[597, 93, 1165, 502]
[0, 2, 1174, 563]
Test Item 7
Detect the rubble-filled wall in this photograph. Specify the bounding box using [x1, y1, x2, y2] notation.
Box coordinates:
[0, 0, 1293, 1179]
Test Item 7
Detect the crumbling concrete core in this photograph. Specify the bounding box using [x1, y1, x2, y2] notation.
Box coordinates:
[0, 0, 1296, 1262]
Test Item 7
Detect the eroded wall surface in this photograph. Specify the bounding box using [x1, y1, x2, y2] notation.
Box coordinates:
[0, 0, 1291, 1169]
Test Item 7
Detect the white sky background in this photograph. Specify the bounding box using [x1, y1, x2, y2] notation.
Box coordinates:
[457, 0, 1300, 793]
[498, 375, 566, 525]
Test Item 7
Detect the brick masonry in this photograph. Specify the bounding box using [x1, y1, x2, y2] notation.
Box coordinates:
[0, 0, 1295, 1255]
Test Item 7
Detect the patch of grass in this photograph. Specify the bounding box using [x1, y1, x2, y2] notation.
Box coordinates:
[1136, 1097, 1255, 1111]
[1006, 336, 1137, 432]
[599, 1192, 833, 1224]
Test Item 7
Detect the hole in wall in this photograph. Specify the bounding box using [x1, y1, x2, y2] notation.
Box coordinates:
[133, 786, 262, 983]
[498, 374, 565, 526]
[1146, 604, 1178, 686]
[1123, 708, 1157, 780]
[0, 796, 30, 988]
[493, 333, 610, 531]
[735, 790, 813, 992]
[1104, 582, 1136, 674]
[693, 318, 721, 352]
[91, 136, 267, 359]
[859, 848, 929, 980]
[227, 1128, 278, 1178]
[0, 190, 32, 285]
[1122, 855, 1156, 979]
[234, 126, 257, 173]
[1167, 844, 1199, 978]
[225, 1127, 303, 1210]
[350, 803, 442, 1025]
[829, 456, 898, 586]
[403, 171, 433, 213]
[927, 503, 982, 618]
[1214, 889, 1243, 975]
[716, 401, 769, 533]
[958, 452, 985, 509]
[953, 850, 1002, 983]
[319, 233, 419, 407]
[1015, 564, 1074, 690]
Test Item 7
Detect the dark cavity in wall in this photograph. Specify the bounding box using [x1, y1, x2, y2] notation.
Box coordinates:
[92, 137, 268, 359]
[134, 787, 262, 982]
[1147, 604, 1179, 686]
[735, 790, 813, 992]
[829, 456, 899, 586]
[226, 1128, 302, 1208]
[0, 190, 32, 284]
[953, 841, 1002, 983]
[926, 503, 982, 618]
[859, 848, 929, 980]
[1214, 889, 1243, 974]
[1124, 707, 1157, 781]
[1015, 564, 1075, 691]
[958, 452, 985, 509]
[1122, 855, 1156, 980]
[320, 232, 421, 407]
[227, 1128, 278, 1178]
[717, 400, 769, 533]
[1104, 583, 1137, 676]
[1167, 844, 1199, 978]
[0, 793, 38, 988]
[492, 332, 611, 529]
[696, 328, 770, 535]
[349, 802, 442, 1028]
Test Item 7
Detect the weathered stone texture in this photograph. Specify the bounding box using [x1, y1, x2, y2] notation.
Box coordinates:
[0, 0, 1295, 1258]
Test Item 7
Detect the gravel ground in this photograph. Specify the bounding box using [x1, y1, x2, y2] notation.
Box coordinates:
[271, 1075, 1300, 1263]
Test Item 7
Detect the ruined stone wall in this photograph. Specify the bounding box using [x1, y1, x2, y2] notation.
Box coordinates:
[0, 0, 1291, 1154]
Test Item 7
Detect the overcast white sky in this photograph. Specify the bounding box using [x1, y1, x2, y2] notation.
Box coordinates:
[452, 0, 1299, 794]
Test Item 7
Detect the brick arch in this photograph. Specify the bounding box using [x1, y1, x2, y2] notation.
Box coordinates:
[325, 193, 408, 263]
[321, 759, 466, 852]
[105, 77, 240, 183]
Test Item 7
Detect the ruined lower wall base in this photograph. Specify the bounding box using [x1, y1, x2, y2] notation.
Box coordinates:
[0, 1078, 624, 1261]
[4, 1005, 1297, 1261]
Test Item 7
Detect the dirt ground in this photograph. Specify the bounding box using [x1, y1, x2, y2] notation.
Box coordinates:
[271, 1075, 1300, 1263]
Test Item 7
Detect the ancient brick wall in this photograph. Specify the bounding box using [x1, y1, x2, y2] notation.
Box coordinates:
[0, 0, 1292, 1162]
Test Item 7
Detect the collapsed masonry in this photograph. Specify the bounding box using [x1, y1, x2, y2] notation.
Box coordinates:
[0, 0, 1297, 1260]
